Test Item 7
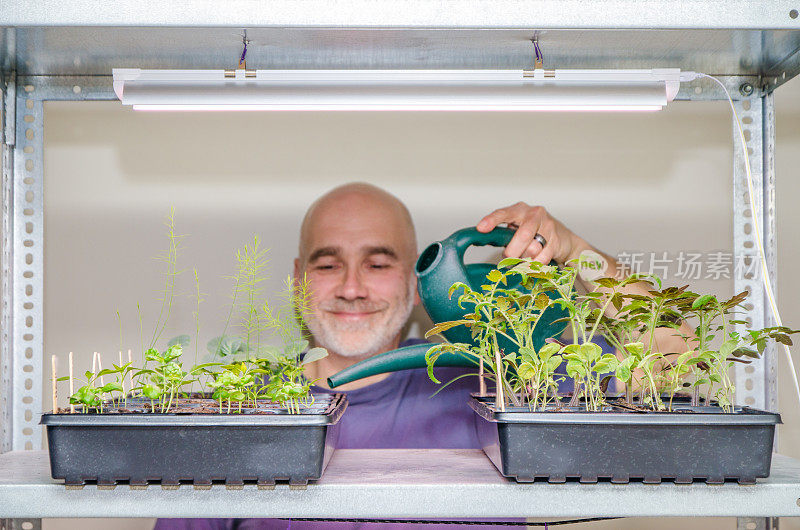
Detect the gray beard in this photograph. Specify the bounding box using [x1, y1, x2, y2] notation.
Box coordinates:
[305, 279, 416, 358]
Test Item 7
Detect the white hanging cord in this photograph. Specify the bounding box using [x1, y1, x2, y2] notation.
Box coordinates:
[680, 71, 800, 410]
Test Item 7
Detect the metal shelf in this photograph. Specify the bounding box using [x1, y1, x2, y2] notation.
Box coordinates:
[1, 3, 799, 90]
[2, 449, 800, 519]
[1, 0, 799, 29]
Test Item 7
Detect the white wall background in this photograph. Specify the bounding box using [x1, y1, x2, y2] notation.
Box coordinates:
[22, 74, 800, 528]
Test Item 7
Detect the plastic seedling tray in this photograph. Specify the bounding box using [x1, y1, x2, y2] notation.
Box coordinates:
[41, 393, 347, 486]
[469, 395, 780, 485]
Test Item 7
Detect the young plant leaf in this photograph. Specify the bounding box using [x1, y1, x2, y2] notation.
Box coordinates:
[302, 347, 329, 365]
[538, 343, 561, 360]
[207, 336, 244, 357]
[498, 257, 525, 269]
[100, 382, 124, 393]
[167, 334, 191, 349]
[623, 342, 644, 357]
[579, 342, 602, 362]
[486, 269, 505, 284]
[691, 294, 716, 310]
[425, 320, 472, 338]
[142, 384, 162, 399]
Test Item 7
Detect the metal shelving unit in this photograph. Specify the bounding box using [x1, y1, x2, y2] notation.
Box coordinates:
[2, 2, 800, 529]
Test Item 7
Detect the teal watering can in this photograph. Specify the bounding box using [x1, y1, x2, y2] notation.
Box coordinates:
[327, 227, 568, 388]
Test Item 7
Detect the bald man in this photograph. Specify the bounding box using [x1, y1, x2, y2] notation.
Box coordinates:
[293, 183, 486, 449]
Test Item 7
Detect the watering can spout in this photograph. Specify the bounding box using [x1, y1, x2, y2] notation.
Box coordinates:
[327, 227, 566, 389]
[326, 343, 474, 388]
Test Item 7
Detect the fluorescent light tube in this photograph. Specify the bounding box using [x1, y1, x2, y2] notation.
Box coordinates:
[132, 104, 665, 112]
[113, 69, 681, 112]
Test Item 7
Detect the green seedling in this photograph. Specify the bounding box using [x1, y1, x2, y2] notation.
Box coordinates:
[133, 344, 218, 413]
[425, 259, 565, 411]
[516, 343, 564, 411]
[673, 291, 799, 411]
[58, 369, 120, 413]
[67, 218, 333, 416]
[563, 342, 618, 411]
[102, 360, 136, 408]
[198, 250, 328, 412]
[208, 361, 256, 413]
[425, 255, 800, 413]
[148, 207, 185, 351]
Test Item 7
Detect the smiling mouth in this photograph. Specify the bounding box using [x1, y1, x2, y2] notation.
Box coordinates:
[329, 311, 380, 318]
[325, 310, 386, 322]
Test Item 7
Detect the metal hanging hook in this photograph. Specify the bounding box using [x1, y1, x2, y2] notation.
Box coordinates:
[531, 37, 544, 70]
[238, 29, 249, 69]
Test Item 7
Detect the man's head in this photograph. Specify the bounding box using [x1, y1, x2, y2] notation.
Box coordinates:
[294, 183, 420, 359]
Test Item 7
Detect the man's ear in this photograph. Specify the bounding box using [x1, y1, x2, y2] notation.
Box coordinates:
[412, 276, 421, 306]
[293, 258, 301, 282]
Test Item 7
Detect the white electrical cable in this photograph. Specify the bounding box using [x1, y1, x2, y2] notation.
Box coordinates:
[680, 71, 800, 410]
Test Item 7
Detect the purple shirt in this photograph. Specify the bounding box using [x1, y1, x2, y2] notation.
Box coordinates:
[309, 338, 482, 450]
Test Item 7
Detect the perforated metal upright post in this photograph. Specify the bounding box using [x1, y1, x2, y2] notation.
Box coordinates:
[1, 76, 112, 530]
[1, 73, 44, 530]
[734, 92, 779, 530]
[1, 75, 108, 455]
[1, 73, 44, 454]
[733, 92, 778, 413]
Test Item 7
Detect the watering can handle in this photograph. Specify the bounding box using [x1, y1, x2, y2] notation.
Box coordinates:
[451, 227, 515, 261]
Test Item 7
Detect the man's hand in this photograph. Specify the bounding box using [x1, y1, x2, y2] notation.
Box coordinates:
[477, 202, 587, 265]
[477, 201, 699, 357]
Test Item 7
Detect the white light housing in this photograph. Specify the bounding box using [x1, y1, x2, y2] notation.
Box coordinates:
[112, 68, 681, 112]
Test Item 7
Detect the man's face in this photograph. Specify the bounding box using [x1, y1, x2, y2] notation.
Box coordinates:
[295, 193, 419, 358]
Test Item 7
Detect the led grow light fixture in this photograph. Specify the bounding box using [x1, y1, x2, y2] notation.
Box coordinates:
[112, 68, 682, 112]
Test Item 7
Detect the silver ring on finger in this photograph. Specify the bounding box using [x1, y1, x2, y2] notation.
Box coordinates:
[534, 233, 547, 248]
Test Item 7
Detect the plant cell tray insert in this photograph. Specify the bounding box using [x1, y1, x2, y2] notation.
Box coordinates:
[41, 393, 347, 486]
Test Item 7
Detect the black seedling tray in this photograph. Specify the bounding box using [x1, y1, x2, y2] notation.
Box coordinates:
[41, 393, 347, 486]
[470, 395, 780, 485]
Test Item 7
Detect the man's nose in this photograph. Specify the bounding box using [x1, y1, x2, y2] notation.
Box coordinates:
[336, 266, 368, 300]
